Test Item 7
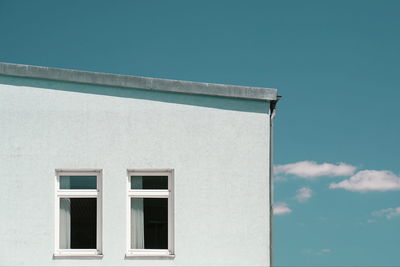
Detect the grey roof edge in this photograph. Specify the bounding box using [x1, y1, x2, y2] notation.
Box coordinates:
[0, 62, 277, 101]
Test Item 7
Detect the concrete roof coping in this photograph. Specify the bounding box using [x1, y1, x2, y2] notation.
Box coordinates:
[0, 62, 277, 101]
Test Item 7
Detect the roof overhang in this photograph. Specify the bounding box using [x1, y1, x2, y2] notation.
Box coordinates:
[0, 62, 277, 101]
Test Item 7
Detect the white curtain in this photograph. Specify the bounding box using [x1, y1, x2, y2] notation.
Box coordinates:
[131, 177, 144, 249]
[59, 198, 71, 249]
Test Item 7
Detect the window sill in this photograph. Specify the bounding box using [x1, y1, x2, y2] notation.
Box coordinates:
[125, 251, 175, 259]
[53, 251, 103, 259]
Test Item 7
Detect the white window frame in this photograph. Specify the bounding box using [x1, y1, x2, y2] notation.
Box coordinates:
[126, 169, 175, 258]
[54, 169, 103, 258]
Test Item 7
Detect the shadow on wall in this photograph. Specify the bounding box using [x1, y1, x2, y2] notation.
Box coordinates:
[0, 75, 269, 114]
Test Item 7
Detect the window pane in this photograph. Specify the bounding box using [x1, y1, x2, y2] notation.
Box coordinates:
[131, 198, 168, 249]
[59, 198, 97, 249]
[60, 176, 97, 189]
[131, 176, 168, 189]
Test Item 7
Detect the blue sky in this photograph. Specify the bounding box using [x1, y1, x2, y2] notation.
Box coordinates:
[1, 1, 399, 266]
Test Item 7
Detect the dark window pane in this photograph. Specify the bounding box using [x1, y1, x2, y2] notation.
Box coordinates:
[60, 176, 97, 189]
[131, 176, 168, 190]
[144, 198, 168, 249]
[59, 198, 97, 249]
[130, 198, 168, 249]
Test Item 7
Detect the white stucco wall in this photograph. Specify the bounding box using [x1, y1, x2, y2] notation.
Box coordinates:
[0, 76, 271, 267]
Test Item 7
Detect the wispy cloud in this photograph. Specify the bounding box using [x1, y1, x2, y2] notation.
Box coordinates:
[372, 207, 400, 219]
[303, 248, 332, 255]
[274, 175, 287, 182]
[273, 202, 292, 215]
[330, 170, 400, 192]
[275, 161, 356, 178]
[295, 187, 312, 202]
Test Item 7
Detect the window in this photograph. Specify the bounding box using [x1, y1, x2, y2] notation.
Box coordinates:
[54, 169, 102, 257]
[126, 169, 174, 257]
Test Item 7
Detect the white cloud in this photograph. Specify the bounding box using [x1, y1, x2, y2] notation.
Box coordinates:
[275, 161, 356, 178]
[273, 202, 292, 215]
[372, 207, 400, 219]
[329, 170, 400, 192]
[295, 187, 312, 202]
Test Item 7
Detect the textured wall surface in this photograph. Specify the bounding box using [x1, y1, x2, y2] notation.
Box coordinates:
[0, 75, 271, 267]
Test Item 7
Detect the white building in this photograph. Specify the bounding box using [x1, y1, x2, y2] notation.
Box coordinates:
[0, 62, 278, 267]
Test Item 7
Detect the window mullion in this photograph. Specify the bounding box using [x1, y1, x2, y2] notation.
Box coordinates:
[57, 190, 98, 198]
[128, 190, 169, 198]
